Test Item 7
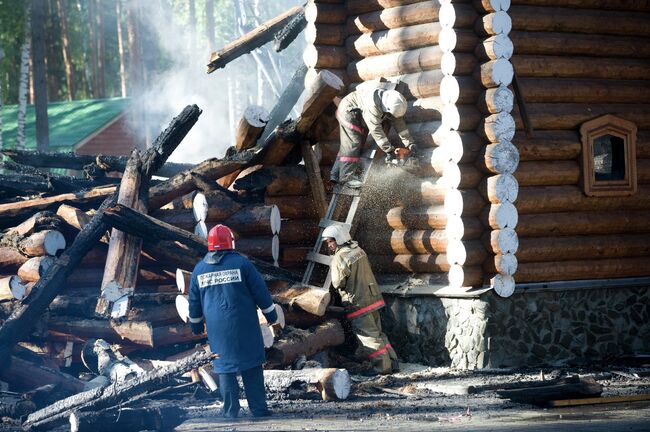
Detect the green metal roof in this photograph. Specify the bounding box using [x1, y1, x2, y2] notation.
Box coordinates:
[1, 98, 130, 152]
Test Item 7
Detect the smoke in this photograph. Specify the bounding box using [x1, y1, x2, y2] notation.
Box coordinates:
[128, 0, 304, 165]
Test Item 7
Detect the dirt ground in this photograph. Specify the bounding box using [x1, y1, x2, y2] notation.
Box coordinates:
[174, 363, 650, 432]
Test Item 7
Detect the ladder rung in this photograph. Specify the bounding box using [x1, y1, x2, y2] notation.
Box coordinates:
[333, 185, 362, 196]
[306, 252, 332, 266]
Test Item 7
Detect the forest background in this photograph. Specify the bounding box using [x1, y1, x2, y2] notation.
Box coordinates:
[0, 0, 305, 163]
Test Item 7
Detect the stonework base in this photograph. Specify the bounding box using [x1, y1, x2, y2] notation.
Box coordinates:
[382, 285, 650, 369]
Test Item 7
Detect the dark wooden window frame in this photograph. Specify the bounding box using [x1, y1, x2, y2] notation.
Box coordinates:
[580, 114, 637, 197]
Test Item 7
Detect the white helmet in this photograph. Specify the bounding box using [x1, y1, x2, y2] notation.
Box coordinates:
[380, 90, 407, 118]
[322, 224, 351, 245]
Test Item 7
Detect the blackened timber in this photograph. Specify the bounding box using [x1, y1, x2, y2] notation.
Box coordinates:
[69, 406, 187, 432]
[23, 349, 215, 430]
[0, 105, 202, 368]
[0, 160, 121, 192]
[102, 204, 300, 284]
[1, 149, 194, 178]
[207, 6, 303, 72]
[274, 9, 306, 52]
[148, 154, 252, 211]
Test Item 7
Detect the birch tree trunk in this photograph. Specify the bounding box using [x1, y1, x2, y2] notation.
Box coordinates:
[31, 0, 49, 151]
[17, 4, 31, 150]
[94, 0, 106, 98]
[205, 0, 215, 51]
[56, 0, 75, 101]
[116, 0, 126, 97]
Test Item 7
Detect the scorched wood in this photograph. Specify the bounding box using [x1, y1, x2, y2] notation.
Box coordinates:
[266, 320, 345, 368]
[23, 349, 215, 430]
[101, 204, 301, 284]
[69, 406, 187, 432]
[0, 105, 202, 369]
[0, 355, 85, 394]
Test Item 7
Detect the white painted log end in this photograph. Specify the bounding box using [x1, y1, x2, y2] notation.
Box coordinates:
[199, 366, 219, 392]
[440, 51, 456, 76]
[491, 273, 515, 298]
[272, 235, 280, 268]
[491, 227, 519, 254]
[442, 104, 461, 131]
[481, 59, 514, 88]
[485, 85, 514, 114]
[192, 193, 209, 223]
[439, 2, 457, 28]
[43, 230, 66, 256]
[484, 111, 516, 144]
[443, 188, 464, 217]
[244, 105, 270, 128]
[485, 141, 520, 174]
[175, 295, 190, 323]
[483, 34, 514, 60]
[445, 216, 465, 241]
[194, 221, 208, 239]
[483, 11, 512, 35]
[270, 205, 281, 234]
[488, 202, 518, 229]
[447, 264, 465, 288]
[438, 27, 457, 52]
[261, 324, 274, 348]
[324, 369, 351, 400]
[0, 275, 26, 301]
[446, 239, 467, 265]
[176, 268, 192, 294]
[487, 173, 519, 203]
[440, 75, 460, 105]
[495, 253, 518, 276]
[440, 161, 461, 189]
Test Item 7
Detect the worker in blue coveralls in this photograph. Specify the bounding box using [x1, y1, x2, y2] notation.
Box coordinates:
[188, 224, 279, 418]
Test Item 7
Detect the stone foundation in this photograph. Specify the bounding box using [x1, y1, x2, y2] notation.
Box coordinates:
[382, 285, 650, 369]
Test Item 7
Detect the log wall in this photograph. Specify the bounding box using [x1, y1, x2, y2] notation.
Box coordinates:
[336, 0, 489, 290]
[509, 0, 650, 284]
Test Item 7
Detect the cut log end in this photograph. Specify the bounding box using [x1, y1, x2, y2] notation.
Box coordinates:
[491, 273, 515, 298]
[176, 268, 192, 294]
[192, 193, 209, 223]
[320, 368, 351, 401]
[175, 295, 189, 323]
[0, 276, 27, 301]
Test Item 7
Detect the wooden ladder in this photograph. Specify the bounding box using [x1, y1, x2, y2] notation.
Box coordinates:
[301, 149, 376, 290]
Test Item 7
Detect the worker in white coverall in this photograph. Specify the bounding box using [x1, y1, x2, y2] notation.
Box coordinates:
[331, 80, 417, 188]
[322, 224, 399, 374]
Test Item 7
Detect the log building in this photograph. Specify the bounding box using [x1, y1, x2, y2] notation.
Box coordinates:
[300, 0, 650, 368]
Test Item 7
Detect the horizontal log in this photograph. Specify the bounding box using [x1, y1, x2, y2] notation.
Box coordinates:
[510, 30, 650, 58]
[0, 185, 116, 229]
[512, 55, 649, 80]
[513, 103, 650, 130]
[486, 252, 518, 276]
[513, 130, 581, 161]
[510, 0, 650, 12]
[304, 2, 346, 24]
[480, 173, 519, 204]
[484, 202, 518, 230]
[266, 320, 345, 367]
[0, 276, 27, 301]
[278, 219, 319, 245]
[264, 368, 350, 401]
[518, 78, 650, 104]
[482, 141, 519, 175]
[0, 355, 85, 394]
[479, 58, 514, 88]
[479, 85, 514, 114]
[305, 23, 346, 46]
[0, 247, 29, 273]
[475, 10, 512, 36]
[517, 234, 650, 263]
[514, 160, 579, 186]
[17, 256, 55, 282]
[347, 2, 476, 35]
[516, 257, 650, 283]
[236, 106, 269, 152]
[19, 229, 66, 257]
[265, 196, 318, 219]
[517, 210, 650, 237]
[482, 111, 515, 143]
[347, 0, 423, 15]
[369, 248, 487, 273]
[303, 44, 347, 69]
[384, 206, 484, 236]
[235, 165, 310, 196]
[476, 0, 511, 14]
[346, 23, 461, 59]
[487, 227, 519, 254]
[348, 47, 476, 81]
[517, 185, 650, 214]
[509, 6, 650, 37]
[475, 33, 514, 61]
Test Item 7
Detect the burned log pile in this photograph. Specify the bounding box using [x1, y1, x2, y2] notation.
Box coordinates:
[0, 70, 356, 426]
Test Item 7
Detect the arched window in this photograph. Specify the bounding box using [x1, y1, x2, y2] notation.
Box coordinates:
[580, 115, 637, 197]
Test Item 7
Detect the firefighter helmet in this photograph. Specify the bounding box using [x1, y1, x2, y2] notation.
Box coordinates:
[208, 224, 235, 251]
[380, 90, 407, 118]
[321, 224, 351, 245]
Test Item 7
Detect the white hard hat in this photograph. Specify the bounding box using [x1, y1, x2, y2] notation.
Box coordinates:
[321, 224, 351, 245]
[380, 90, 407, 118]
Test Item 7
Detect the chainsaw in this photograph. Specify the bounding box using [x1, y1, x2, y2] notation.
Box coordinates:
[388, 147, 420, 172]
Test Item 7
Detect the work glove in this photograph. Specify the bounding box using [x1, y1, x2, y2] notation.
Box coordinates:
[407, 144, 418, 157]
[190, 322, 204, 335]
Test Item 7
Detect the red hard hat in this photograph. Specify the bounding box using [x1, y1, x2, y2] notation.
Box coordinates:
[208, 224, 235, 251]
